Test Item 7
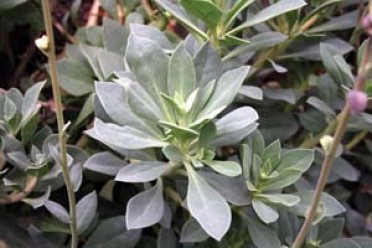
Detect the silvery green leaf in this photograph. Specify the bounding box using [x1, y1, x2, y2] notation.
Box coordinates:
[57, 59, 94, 96]
[180, 0, 222, 29]
[159, 121, 199, 141]
[87, 118, 166, 150]
[225, 0, 254, 28]
[291, 191, 346, 222]
[162, 145, 184, 162]
[180, 218, 209, 243]
[259, 110, 299, 143]
[268, 59, 288, 73]
[130, 24, 174, 50]
[223, 32, 288, 61]
[23, 186, 51, 209]
[263, 88, 301, 105]
[185, 163, 231, 241]
[317, 218, 344, 244]
[21, 81, 45, 126]
[211, 122, 258, 147]
[194, 43, 223, 87]
[308, 10, 358, 33]
[83, 216, 141, 248]
[80, 44, 105, 81]
[320, 43, 353, 87]
[198, 66, 250, 119]
[97, 50, 125, 79]
[203, 160, 242, 177]
[230, 0, 307, 33]
[168, 43, 196, 100]
[126, 179, 164, 229]
[7, 151, 29, 170]
[154, 0, 208, 40]
[157, 228, 177, 248]
[44, 200, 70, 224]
[6, 88, 23, 109]
[258, 193, 300, 207]
[84, 152, 125, 176]
[117, 78, 164, 121]
[115, 162, 171, 183]
[214, 107, 258, 137]
[77, 191, 98, 234]
[262, 139, 281, 171]
[321, 237, 372, 248]
[276, 149, 315, 172]
[4, 97, 17, 122]
[159, 202, 173, 228]
[103, 17, 129, 54]
[243, 130, 265, 156]
[70, 163, 82, 192]
[252, 199, 279, 224]
[200, 171, 250, 206]
[239, 86, 263, 100]
[246, 215, 281, 248]
[125, 34, 169, 106]
[307, 96, 336, 116]
[95, 82, 159, 136]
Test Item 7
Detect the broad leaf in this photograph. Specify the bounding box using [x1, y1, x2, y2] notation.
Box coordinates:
[180, 0, 222, 29]
[115, 162, 171, 183]
[126, 179, 164, 229]
[168, 43, 196, 100]
[84, 152, 125, 176]
[185, 163, 231, 240]
[76, 191, 98, 234]
[230, 0, 307, 34]
[203, 160, 242, 177]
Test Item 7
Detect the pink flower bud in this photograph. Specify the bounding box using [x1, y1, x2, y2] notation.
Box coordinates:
[361, 14, 372, 36]
[347, 90, 368, 114]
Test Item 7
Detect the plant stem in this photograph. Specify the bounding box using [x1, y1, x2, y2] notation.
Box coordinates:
[291, 104, 351, 248]
[292, 38, 372, 248]
[40, 1, 78, 247]
[346, 130, 368, 150]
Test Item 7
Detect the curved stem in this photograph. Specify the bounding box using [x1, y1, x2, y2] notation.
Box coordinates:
[40, 1, 78, 247]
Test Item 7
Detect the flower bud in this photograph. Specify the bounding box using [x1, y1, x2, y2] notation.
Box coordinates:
[347, 90, 368, 114]
[35, 35, 49, 53]
[361, 14, 372, 36]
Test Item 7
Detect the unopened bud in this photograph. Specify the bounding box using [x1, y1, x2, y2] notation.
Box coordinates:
[347, 90, 368, 114]
[361, 14, 372, 36]
[35, 35, 49, 54]
[320, 135, 333, 155]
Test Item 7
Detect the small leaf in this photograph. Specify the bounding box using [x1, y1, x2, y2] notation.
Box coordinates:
[44, 200, 70, 224]
[180, 218, 209, 243]
[168, 43, 196, 100]
[198, 66, 251, 119]
[76, 191, 98, 234]
[230, 0, 307, 34]
[203, 160, 242, 177]
[246, 215, 281, 248]
[21, 81, 45, 125]
[126, 179, 164, 229]
[180, 0, 222, 29]
[87, 118, 166, 150]
[252, 199, 279, 224]
[185, 163, 231, 240]
[84, 152, 125, 176]
[115, 162, 171, 183]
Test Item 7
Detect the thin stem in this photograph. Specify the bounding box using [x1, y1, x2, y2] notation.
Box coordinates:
[346, 130, 368, 150]
[292, 38, 372, 248]
[40, 1, 78, 247]
[291, 104, 351, 248]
